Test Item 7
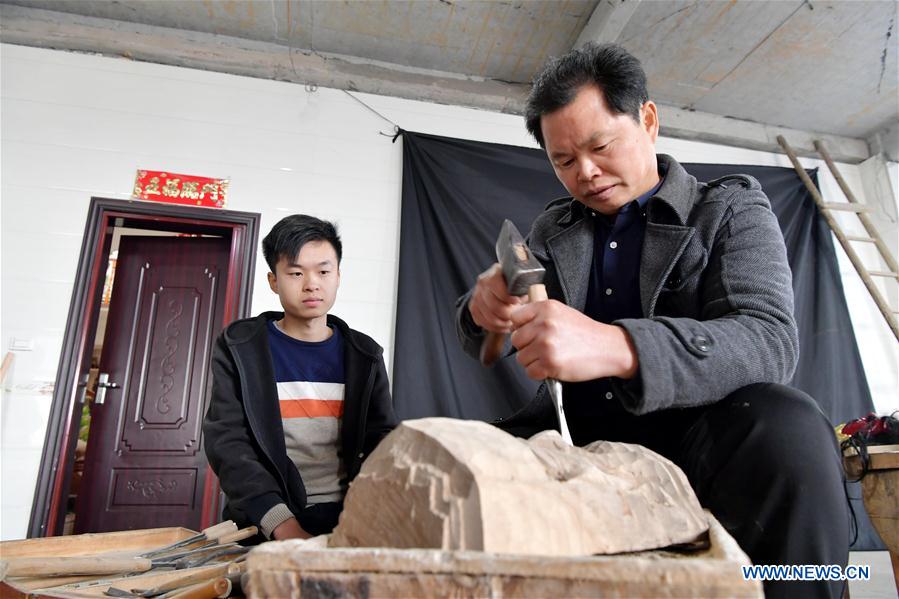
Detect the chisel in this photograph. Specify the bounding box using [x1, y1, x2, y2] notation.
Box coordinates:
[480, 219, 573, 445]
[140, 522, 237, 559]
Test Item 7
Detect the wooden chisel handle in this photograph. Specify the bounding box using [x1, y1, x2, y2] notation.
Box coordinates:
[167, 577, 231, 599]
[216, 526, 258, 545]
[0, 556, 153, 578]
[139, 563, 231, 596]
[526, 282, 573, 444]
[203, 521, 238, 542]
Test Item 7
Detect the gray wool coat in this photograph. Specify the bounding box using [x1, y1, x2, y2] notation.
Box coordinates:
[456, 154, 798, 420]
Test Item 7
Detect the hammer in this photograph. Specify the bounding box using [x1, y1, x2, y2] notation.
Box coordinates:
[480, 219, 573, 445]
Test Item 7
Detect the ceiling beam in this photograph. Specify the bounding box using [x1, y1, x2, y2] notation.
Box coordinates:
[867, 123, 899, 163]
[660, 106, 870, 165]
[573, 0, 642, 48]
[0, 4, 529, 115]
[0, 4, 870, 163]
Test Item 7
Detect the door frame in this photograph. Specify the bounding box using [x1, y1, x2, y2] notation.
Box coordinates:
[28, 197, 260, 538]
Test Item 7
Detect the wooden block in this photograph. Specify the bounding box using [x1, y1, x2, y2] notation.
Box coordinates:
[331, 418, 708, 556]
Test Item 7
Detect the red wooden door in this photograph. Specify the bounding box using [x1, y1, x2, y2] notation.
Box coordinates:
[74, 235, 230, 533]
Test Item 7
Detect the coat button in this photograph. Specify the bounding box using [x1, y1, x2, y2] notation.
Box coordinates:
[691, 335, 712, 352]
[358, 452, 364, 459]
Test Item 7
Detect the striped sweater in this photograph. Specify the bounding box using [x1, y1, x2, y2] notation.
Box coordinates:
[268, 320, 347, 505]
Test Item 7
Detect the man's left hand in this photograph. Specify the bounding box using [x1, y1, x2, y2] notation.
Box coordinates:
[509, 299, 639, 382]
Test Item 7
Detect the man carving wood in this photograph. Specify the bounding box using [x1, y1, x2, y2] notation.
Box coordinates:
[455, 43, 848, 599]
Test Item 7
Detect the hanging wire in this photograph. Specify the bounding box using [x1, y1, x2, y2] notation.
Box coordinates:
[278, 0, 403, 143]
[273, 1, 402, 140]
[342, 90, 403, 141]
[276, 1, 402, 144]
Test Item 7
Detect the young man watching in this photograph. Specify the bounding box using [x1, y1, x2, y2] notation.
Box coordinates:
[204, 214, 397, 540]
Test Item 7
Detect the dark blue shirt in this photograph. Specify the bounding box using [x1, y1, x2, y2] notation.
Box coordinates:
[267, 320, 345, 386]
[565, 173, 665, 445]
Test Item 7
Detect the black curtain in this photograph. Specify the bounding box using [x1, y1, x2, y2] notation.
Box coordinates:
[393, 130, 879, 548]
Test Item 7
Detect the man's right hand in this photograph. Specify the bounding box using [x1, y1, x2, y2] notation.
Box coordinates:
[468, 263, 523, 333]
[272, 517, 312, 540]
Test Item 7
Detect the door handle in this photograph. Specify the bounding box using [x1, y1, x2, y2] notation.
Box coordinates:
[95, 373, 120, 405]
[76, 373, 90, 405]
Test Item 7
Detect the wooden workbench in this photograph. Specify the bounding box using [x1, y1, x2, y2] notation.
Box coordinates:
[845, 444, 899, 591]
[246, 512, 761, 598]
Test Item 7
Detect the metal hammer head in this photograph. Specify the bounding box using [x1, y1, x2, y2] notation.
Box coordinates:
[494, 219, 545, 296]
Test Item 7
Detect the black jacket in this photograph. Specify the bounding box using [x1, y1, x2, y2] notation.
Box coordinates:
[202, 311, 397, 530]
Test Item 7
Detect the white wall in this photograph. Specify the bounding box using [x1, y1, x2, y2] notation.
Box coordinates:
[2, 43, 896, 540]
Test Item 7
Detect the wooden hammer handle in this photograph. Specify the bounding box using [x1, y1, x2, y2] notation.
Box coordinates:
[479, 331, 506, 367]
[480, 284, 548, 366]
[528, 283, 548, 303]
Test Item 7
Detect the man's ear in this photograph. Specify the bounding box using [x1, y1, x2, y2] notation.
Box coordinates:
[267, 271, 278, 293]
[641, 101, 659, 142]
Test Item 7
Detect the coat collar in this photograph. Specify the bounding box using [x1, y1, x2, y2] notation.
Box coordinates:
[648, 154, 699, 225]
[545, 219, 594, 311]
[543, 154, 697, 316]
[551, 154, 698, 228]
[224, 311, 381, 359]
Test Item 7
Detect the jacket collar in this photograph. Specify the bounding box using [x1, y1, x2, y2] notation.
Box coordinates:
[648, 154, 698, 225]
[223, 311, 381, 359]
[545, 220, 594, 310]
[552, 154, 695, 227]
[555, 197, 588, 227]
[544, 154, 696, 315]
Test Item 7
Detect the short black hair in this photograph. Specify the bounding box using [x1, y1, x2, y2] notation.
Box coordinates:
[262, 214, 342, 272]
[525, 43, 649, 148]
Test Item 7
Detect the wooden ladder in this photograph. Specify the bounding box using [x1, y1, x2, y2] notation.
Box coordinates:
[777, 135, 899, 342]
